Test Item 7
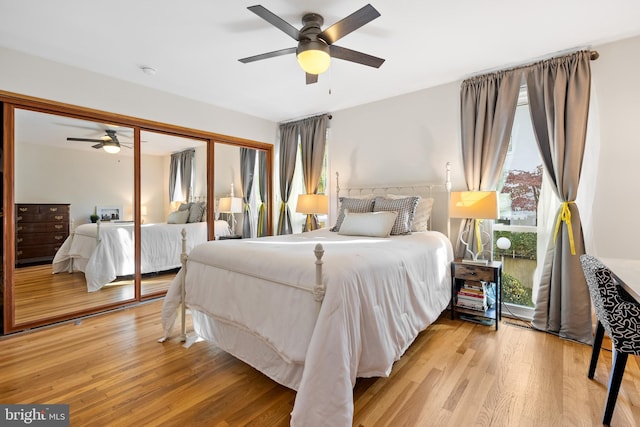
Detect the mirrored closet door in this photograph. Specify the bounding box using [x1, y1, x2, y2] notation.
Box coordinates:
[1, 92, 274, 334]
[13, 109, 135, 326]
[140, 130, 208, 298]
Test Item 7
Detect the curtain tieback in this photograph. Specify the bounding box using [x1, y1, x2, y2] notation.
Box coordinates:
[553, 201, 576, 255]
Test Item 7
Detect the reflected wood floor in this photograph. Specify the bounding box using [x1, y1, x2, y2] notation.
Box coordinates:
[14, 264, 173, 324]
[0, 301, 638, 426]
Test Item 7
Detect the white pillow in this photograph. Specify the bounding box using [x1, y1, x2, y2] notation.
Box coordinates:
[338, 211, 398, 238]
[167, 209, 189, 224]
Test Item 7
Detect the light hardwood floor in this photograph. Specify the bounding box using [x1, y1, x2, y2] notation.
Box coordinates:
[13, 264, 174, 325]
[1, 300, 638, 426]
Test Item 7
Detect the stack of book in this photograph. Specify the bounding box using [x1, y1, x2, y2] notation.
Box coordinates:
[456, 280, 488, 312]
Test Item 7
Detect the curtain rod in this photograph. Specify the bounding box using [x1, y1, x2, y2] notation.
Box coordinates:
[279, 112, 332, 125]
[463, 49, 599, 82]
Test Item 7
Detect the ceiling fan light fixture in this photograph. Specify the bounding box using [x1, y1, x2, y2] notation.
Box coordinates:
[297, 40, 330, 75]
[102, 142, 120, 154]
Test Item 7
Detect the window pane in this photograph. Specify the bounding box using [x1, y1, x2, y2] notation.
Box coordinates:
[495, 97, 542, 309]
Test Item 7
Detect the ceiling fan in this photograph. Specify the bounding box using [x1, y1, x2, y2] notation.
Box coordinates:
[67, 129, 131, 154]
[239, 4, 385, 84]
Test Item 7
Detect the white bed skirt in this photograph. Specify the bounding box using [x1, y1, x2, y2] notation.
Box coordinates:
[191, 310, 305, 390]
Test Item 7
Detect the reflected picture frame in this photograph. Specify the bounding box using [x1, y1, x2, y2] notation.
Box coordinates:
[97, 206, 123, 222]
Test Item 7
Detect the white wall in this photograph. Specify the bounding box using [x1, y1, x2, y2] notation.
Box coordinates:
[590, 35, 640, 258]
[329, 81, 462, 234]
[15, 143, 137, 225]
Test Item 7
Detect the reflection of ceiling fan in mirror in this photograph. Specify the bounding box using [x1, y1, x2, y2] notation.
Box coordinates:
[239, 4, 385, 84]
[66, 129, 132, 154]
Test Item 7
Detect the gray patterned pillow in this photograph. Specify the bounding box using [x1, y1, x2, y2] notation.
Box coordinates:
[330, 197, 375, 232]
[373, 196, 420, 235]
[187, 201, 206, 223]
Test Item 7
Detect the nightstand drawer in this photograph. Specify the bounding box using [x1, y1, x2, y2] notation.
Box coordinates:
[452, 263, 495, 282]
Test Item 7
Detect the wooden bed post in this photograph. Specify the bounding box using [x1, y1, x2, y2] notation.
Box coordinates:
[180, 228, 188, 342]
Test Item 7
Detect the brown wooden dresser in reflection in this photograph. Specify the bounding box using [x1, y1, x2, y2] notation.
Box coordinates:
[15, 203, 70, 266]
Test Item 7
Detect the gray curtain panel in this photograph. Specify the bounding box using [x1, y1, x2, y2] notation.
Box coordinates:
[277, 122, 298, 235]
[256, 150, 268, 237]
[299, 114, 329, 230]
[459, 70, 521, 259]
[527, 51, 592, 344]
[169, 149, 195, 202]
[240, 148, 256, 238]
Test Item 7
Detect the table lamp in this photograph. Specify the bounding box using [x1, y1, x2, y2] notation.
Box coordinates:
[219, 196, 243, 235]
[449, 191, 499, 264]
[296, 194, 329, 232]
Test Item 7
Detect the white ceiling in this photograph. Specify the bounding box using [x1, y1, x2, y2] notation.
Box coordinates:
[1, 0, 640, 123]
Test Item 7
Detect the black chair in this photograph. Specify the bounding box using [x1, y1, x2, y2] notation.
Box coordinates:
[580, 255, 640, 425]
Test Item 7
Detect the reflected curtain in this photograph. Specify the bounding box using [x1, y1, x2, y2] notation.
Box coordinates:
[169, 149, 194, 202]
[299, 114, 328, 230]
[256, 150, 268, 237]
[277, 122, 298, 235]
[459, 70, 522, 259]
[527, 51, 592, 344]
[240, 148, 256, 238]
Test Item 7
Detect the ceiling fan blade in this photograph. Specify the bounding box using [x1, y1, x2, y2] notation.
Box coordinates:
[247, 5, 299, 41]
[67, 137, 107, 143]
[239, 46, 297, 63]
[306, 73, 318, 85]
[320, 4, 380, 45]
[330, 45, 385, 68]
[91, 143, 104, 149]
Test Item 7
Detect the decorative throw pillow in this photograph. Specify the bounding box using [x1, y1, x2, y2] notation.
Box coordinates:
[411, 197, 434, 232]
[373, 196, 420, 235]
[178, 203, 190, 211]
[330, 197, 375, 232]
[387, 194, 433, 232]
[187, 201, 205, 223]
[167, 209, 189, 224]
[338, 211, 398, 238]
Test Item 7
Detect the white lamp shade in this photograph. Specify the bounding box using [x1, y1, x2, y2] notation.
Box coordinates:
[296, 194, 329, 214]
[219, 197, 243, 213]
[449, 191, 499, 219]
[297, 40, 331, 75]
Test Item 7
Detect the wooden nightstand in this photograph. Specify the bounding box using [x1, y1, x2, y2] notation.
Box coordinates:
[450, 259, 502, 330]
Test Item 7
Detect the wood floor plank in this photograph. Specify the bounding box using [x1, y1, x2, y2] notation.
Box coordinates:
[1, 301, 639, 426]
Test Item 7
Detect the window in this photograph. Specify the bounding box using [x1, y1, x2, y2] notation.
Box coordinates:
[495, 86, 543, 317]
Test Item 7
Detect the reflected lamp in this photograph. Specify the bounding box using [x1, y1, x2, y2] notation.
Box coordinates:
[449, 191, 499, 264]
[219, 196, 243, 234]
[102, 140, 120, 154]
[296, 194, 328, 232]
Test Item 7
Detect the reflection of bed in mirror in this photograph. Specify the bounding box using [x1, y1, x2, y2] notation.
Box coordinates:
[52, 220, 231, 292]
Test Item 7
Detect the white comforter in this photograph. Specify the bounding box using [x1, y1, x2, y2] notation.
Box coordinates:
[53, 221, 230, 291]
[161, 229, 453, 426]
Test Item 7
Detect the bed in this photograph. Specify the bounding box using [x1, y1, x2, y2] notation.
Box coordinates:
[160, 167, 453, 426]
[52, 219, 231, 291]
